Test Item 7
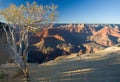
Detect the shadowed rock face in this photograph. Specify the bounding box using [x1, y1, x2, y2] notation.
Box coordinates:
[1, 22, 120, 63]
[0, 44, 12, 64]
[28, 24, 120, 63]
[0, 32, 12, 64]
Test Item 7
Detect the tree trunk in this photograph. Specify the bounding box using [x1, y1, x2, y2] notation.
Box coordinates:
[3, 26, 29, 78]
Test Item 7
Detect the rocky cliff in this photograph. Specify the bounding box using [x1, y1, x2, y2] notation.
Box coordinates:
[28, 24, 120, 63]
[90, 25, 120, 46]
[1, 22, 120, 63]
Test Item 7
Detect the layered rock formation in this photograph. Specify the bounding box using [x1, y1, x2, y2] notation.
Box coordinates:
[1, 22, 120, 63]
[90, 25, 120, 46]
[84, 42, 105, 53]
[28, 24, 120, 63]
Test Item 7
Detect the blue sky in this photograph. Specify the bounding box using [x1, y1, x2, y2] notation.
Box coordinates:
[0, 0, 120, 23]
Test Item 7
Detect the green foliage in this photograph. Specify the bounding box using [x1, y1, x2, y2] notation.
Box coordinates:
[0, 71, 5, 79]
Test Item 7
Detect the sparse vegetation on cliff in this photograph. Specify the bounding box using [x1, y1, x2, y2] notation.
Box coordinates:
[0, 1, 58, 79]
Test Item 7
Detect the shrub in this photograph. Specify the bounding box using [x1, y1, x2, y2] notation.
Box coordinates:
[0, 71, 5, 79]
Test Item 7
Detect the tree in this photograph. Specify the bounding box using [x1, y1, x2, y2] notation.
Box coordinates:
[0, 1, 58, 78]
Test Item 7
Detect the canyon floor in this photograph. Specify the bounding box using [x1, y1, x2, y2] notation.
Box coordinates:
[0, 46, 120, 82]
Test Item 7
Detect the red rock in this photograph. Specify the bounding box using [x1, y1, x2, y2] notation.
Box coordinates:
[54, 34, 65, 41]
[90, 25, 120, 46]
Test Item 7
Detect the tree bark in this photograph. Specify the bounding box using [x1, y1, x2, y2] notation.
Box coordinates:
[3, 26, 29, 78]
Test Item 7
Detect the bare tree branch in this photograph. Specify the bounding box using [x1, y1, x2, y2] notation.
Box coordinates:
[0, 1, 58, 78]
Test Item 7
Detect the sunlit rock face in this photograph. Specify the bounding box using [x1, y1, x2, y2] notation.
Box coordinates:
[90, 25, 120, 47]
[114, 26, 120, 32]
[83, 42, 105, 53]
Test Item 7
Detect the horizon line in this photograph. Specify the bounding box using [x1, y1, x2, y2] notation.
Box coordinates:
[54, 22, 120, 24]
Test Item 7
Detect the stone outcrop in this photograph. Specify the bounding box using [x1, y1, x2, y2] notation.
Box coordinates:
[84, 43, 105, 53]
[90, 25, 120, 46]
[59, 24, 96, 34]
[53, 34, 65, 41]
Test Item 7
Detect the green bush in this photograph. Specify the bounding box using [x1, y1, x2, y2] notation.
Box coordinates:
[0, 71, 5, 79]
